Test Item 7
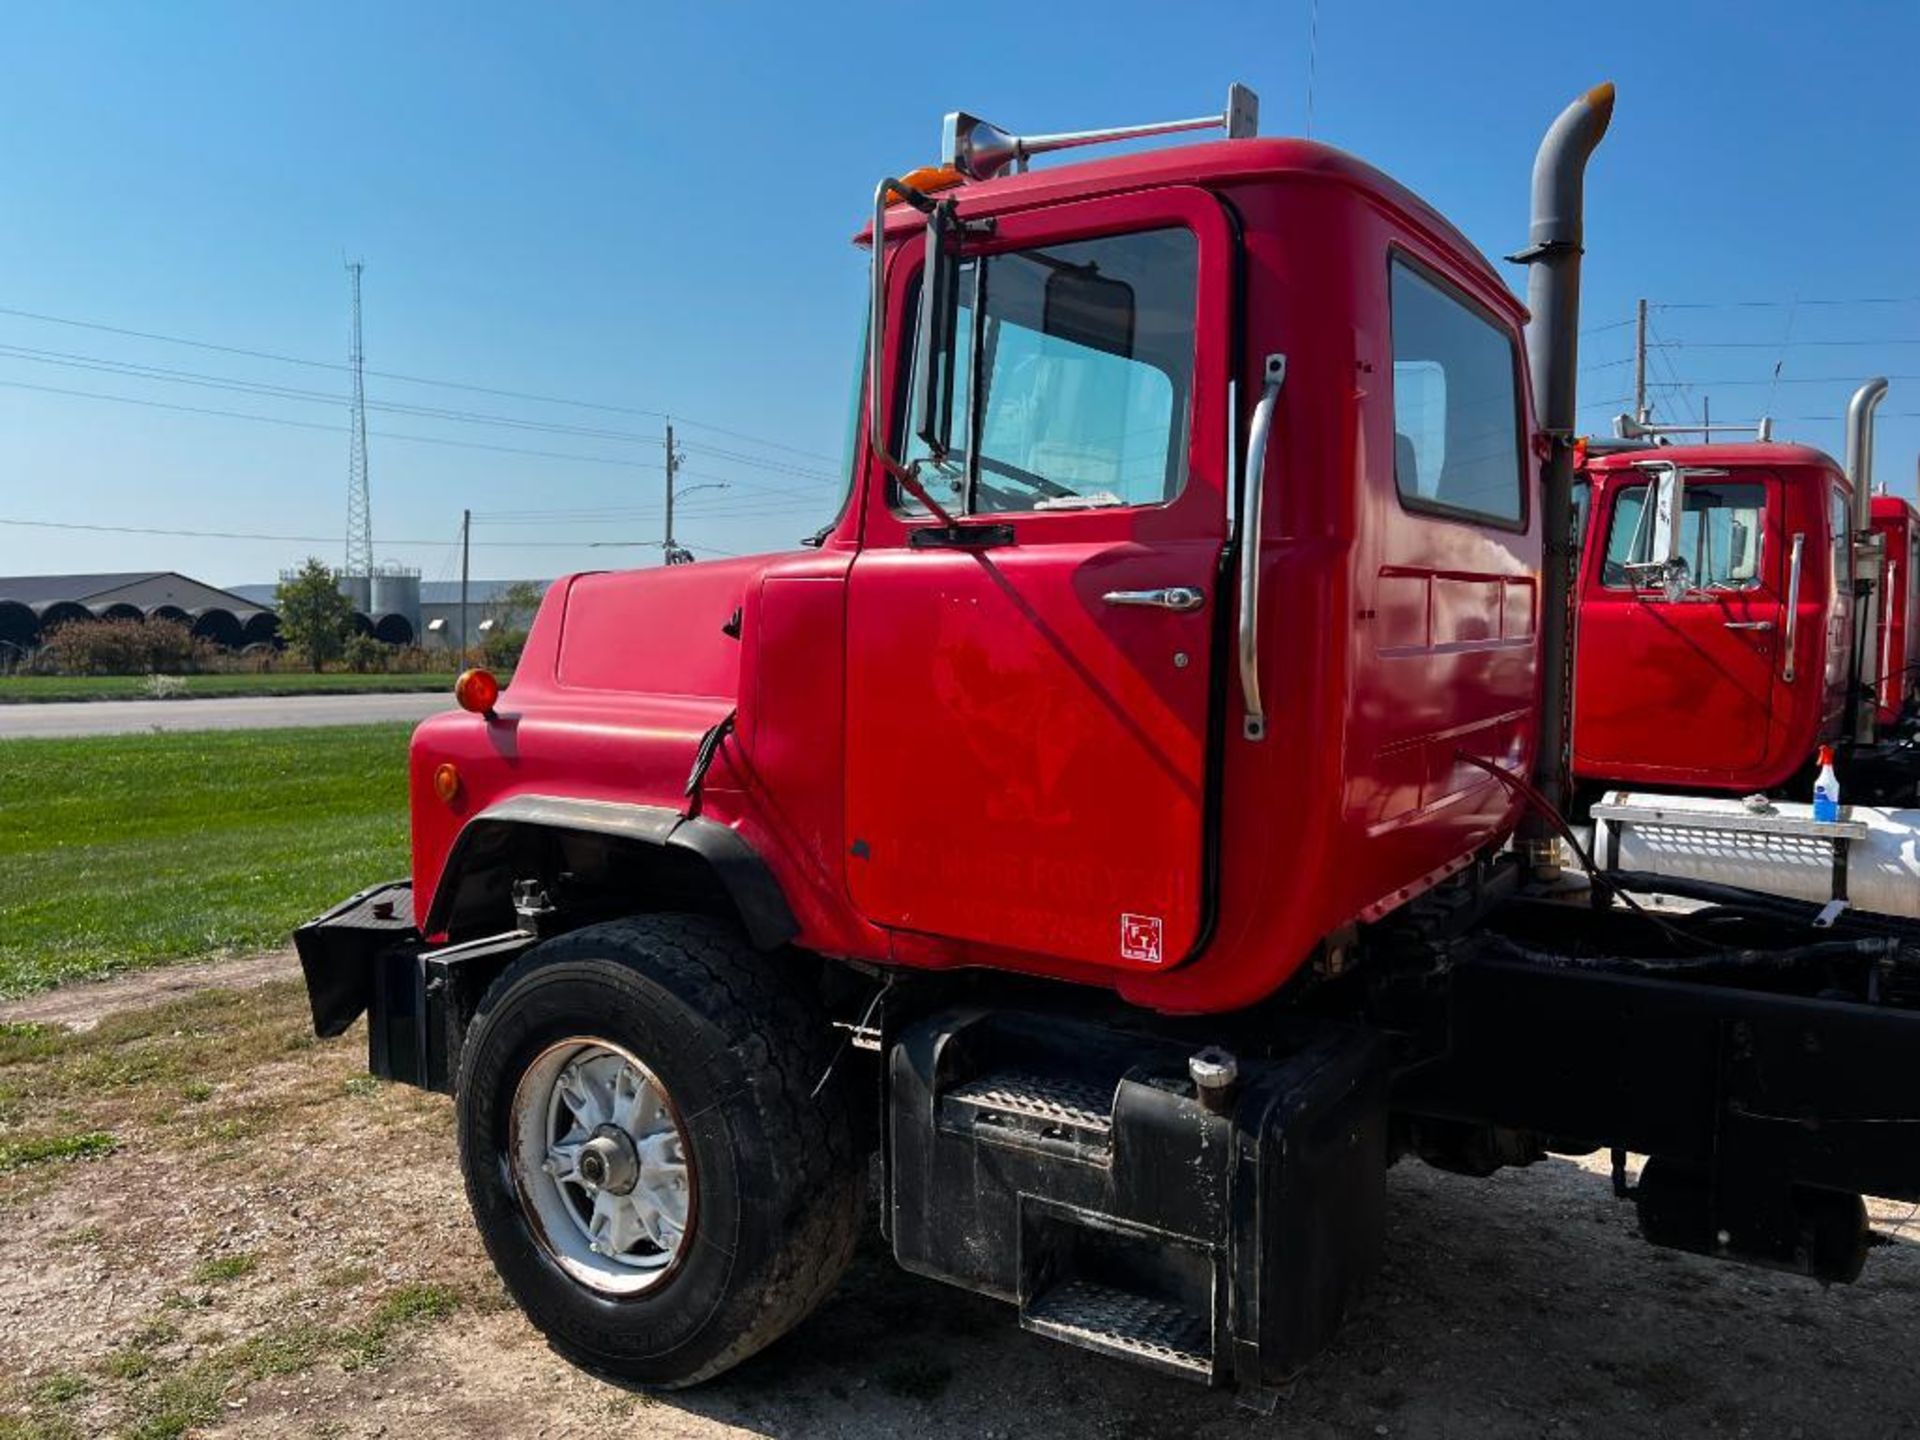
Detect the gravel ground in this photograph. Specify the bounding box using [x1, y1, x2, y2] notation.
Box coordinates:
[3, 962, 1919, 1439]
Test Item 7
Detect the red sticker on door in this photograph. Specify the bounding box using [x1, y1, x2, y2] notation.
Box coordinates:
[1120, 913, 1164, 964]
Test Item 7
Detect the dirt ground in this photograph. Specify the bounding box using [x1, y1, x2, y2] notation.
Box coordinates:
[4, 964, 1920, 1439]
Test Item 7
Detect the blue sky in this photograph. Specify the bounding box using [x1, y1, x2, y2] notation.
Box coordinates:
[1, 1, 1915, 585]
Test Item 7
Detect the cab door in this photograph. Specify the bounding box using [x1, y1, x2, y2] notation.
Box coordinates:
[843, 187, 1232, 975]
[1575, 469, 1782, 781]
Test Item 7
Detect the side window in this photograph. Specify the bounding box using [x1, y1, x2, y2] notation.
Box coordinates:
[1389, 258, 1525, 525]
[1603, 480, 1767, 589]
[1602, 484, 1652, 587]
[898, 228, 1198, 515]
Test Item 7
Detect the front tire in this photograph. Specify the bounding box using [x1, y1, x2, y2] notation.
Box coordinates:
[455, 915, 863, 1386]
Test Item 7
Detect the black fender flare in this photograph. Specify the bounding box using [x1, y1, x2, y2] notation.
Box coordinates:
[424, 795, 799, 951]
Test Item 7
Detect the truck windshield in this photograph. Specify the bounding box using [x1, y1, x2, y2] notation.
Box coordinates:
[805, 311, 870, 547]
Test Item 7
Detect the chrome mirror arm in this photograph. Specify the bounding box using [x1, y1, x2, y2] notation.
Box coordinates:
[867, 178, 959, 527]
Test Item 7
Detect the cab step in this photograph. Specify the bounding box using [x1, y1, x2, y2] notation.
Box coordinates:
[1023, 1278, 1213, 1381]
[943, 1072, 1115, 1148]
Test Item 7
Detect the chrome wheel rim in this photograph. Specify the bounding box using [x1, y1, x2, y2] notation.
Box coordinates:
[508, 1037, 696, 1296]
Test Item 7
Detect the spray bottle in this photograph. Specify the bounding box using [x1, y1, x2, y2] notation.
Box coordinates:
[1812, 744, 1841, 823]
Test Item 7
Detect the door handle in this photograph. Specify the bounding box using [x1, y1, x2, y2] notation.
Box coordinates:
[1723, 620, 1775, 631]
[1102, 586, 1205, 612]
[1782, 532, 1805, 683]
[1238, 352, 1288, 741]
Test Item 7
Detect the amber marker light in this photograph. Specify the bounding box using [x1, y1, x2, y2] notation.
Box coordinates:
[433, 763, 462, 804]
[885, 164, 964, 202]
[454, 667, 500, 717]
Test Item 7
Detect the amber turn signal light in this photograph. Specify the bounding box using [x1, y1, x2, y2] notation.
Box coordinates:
[454, 668, 500, 716]
[432, 762, 462, 804]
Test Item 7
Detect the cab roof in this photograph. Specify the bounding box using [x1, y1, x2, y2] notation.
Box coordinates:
[866, 136, 1519, 320]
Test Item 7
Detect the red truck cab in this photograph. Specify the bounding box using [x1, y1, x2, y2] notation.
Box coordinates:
[1572, 443, 1855, 794]
[408, 134, 1542, 1016]
[1871, 492, 1920, 729]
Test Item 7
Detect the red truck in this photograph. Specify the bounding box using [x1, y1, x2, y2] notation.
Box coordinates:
[1570, 381, 1920, 802]
[1873, 490, 1920, 730]
[296, 84, 1920, 1398]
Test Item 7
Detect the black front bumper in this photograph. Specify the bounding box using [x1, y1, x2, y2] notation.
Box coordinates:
[293, 880, 420, 1038]
[295, 881, 532, 1094]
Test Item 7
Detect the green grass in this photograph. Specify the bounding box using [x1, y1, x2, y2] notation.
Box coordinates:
[190, 1253, 258, 1284]
[0, 724, 410, 997]
[0, 1131, 115, 1172]
[0, 672, 457, 704]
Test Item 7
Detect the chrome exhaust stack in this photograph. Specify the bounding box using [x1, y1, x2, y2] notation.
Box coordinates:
[1515, 82, 1616, 842]
[1846, 378, 1890, 743]
[1846, 378, 1888, 534]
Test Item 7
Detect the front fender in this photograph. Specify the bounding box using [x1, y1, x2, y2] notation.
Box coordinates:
[424, 795, 799, 951]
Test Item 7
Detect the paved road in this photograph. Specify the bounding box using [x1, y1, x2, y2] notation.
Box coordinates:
[0, 691, 451, 739]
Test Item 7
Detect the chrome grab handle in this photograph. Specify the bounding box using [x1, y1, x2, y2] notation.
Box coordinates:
[1782, 532, 1805, 683]
[1102, 586, 1205, 612]
[1238, 353, 1287, 741]
[1723, 620, 1775, 631]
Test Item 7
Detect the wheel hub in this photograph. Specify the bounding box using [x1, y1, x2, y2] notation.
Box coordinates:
[508, 1037, 697, 1296]
[577, 1125, 640, 1195]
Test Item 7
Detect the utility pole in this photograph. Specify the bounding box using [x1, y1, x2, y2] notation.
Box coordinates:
[664, 419, 676, 565]
[663, 420, 692, 566]
[1633, 297, 1648, 424]
[1702, 395, 1711, 445]
[460, 508, 471, 659]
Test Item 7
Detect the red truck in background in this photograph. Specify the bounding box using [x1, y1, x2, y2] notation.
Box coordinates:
[1872, 491, 1920, 729]
[1571, 381, 1920, 803]
[294, 83, 1920, 1401]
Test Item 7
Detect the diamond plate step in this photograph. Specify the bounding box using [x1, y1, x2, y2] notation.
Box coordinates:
[943, 1073, 1115, 1136]
[1022, 1279, 1213, 1381]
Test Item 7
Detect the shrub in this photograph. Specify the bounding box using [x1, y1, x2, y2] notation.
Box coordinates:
[382, 645, 457, 675]
[34, 618, 215, 676]
[481, 628, 528, 671]
[343, 633, 386, 674]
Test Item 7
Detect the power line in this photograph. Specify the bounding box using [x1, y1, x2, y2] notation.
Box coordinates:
[0, 375, 671, 469]
[1652, 338, 1920, 350]
[1645, 317, 1698, 426]
[1649, 373, 1920, 388]
[0, 515, 685, 548]
[0, 345, 844, 484]
[0, 302, 842, 463]
[0, 340, 677, 443]
[1654, 296, 1920, 311]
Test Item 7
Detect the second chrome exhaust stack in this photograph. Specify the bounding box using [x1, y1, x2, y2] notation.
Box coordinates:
[1517, 82, 1616, 831]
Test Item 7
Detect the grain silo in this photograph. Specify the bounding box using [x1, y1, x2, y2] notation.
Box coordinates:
[370, 565, 421, 634]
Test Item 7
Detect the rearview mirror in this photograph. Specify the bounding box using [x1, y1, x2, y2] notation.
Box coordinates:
[913, 200, 962, 458]
[1627, 463, 1691, 603]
